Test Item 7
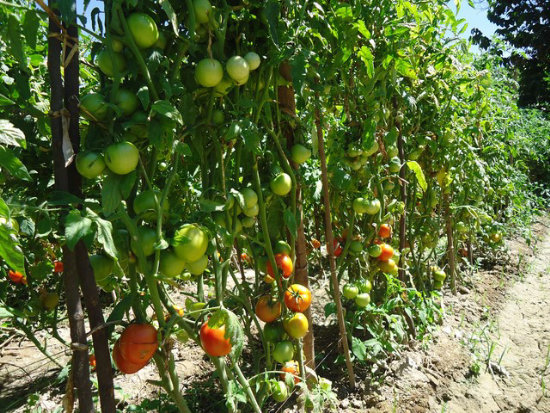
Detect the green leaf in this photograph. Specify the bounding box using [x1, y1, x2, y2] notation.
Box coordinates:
[199, 199, 226, 213]
[0, 120, 26, 147]
[324, 302, 336, 317]
[290, 52, 307, 96]
[262, 1, 280, 46]
[65, 209, 94, 250]
[160, 0, 178, 36]
[395, 59, 417, 79]
[0, 94, 15, 106]
[406, 161, 427, 192]
[283, 208, 297, 239]
[89, 210, 118, 260]
[136, 86, 150, 110]
[22, 10, 40, 49]
[0, 197, 9, 218]
[47, 191, 82, 206]
[358, 46, 374, 79]
[0, 147, 31, 181]
[0, 225, 25, 274]
[150, 100, 183, 125]
[351, 336, 367, 361]
[7, 15, 26, 70]
[101, 172, 136, 216]
[106, 294, 135, 338]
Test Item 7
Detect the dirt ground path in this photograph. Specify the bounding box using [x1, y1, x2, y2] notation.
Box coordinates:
[441, 226, 550, 413]
[366, 220, 550, 413]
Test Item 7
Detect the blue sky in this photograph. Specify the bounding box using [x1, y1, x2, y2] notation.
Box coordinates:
[77, 0, 498, 40]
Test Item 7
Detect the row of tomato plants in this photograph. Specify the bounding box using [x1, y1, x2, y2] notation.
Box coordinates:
[1, 0, 546, 411]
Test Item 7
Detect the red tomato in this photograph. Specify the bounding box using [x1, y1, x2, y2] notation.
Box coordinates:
[280, 360, 300, 384]
[377, 244, 394, 261]
[200, 321, 232, 357]
[327, 239, 343, 257]
[284, 284, 312, 313]
[266, 253, 293, 278]
[255, 295, 282, 322]
[378, 224, 392, 239]
[113, 339, 147, 374]
[53, 261, 64, 272]
[8, 270, 26, 285]
[119, 323, 158, 365]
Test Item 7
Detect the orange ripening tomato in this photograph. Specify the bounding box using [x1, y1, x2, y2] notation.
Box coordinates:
[284, 284, 312, 313]
[311, 238, 321, 249]
[113, 339, 147, 374]
[8, 270, 26, 284]
[240, 252, 252, 264]
[53, 261, 64, 273]
[377, 243, 394, 261]
[378, 224, 392, 239]
[266, 253, 293, 278]
[280, 360, 300, 384]
[255, 295, 282, 323]
[89, 354, 97, 371]
[200, 321, 232, 357]
[119, 323, 158, 365]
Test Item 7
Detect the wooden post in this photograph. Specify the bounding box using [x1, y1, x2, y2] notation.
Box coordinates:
[314, 101, 355, 389]
[48, 5, 94, 411]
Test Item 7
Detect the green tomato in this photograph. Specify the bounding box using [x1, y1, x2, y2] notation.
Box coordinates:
[359, 279, 372, 293]
[173, 224, 209, 263]
[342, 284, 359, 300]
[80, 93, 108, 121]
[367, 244, 382, 258]
[355, 293, 371, 307]
[76, 151, 106, 179]
[270, 173, 292, 196]
[244, 51, 261, 71]
[96, 50, 126, 77]
[274, 240, 291, 256]
[111, 38, 124, 52]
[273, 341, 294, 364]
[352, 197, 369, 214]
[127, 13, 159, 49]
[159, 250, 186, 277]
[433, 270, 446, 282]
[226, 55, 250, 85]
[89, 254, 114, 282]
[154, 32, 168, 50]
[133, 190, 170, 222]
[243, 203, 259, 218]
[212, 109, 225, 125]
[263, 322, 283, 342]
[389, 157, 401, 173]
[290, 144, 311, 164]
[271, 381, 288, 402]
[214, 77, 233, 96]
[185, 254, 208, 275]
[174, 329, 189, 343]
[104, 141, 139, 175]
[131, 226, 157, 257]
[386, 146, 398, 158]
[363, 141, 379, 157]
[241, 216, 256, 228]
[193, 0, 212, 24]
[114, 88, 139, 116]
[349, 240, 363, 254]
[365, 199, 381, 215]
[242, 188, 258, 209]
[195, 58, 224, 88]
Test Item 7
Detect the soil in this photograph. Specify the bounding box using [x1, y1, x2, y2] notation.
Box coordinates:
[1, 219, 549, 412]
